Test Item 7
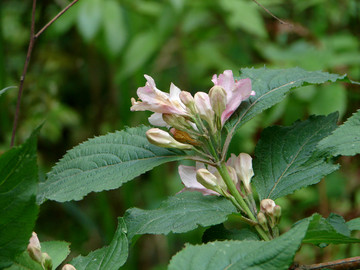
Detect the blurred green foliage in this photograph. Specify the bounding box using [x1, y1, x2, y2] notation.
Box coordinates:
[0, 0, 359, 269]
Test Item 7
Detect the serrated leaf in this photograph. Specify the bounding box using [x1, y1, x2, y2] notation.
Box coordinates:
[124, 192, 236, 240]
[202, 224, 259, 243]
[317, 109, 360, 156]
[347, 217, 360, 231]
[0, 133, 39, 269]
[6, 241, 70, 270]
[102, 0, 126, 54]
[70, 218, 128, 270]
[327, 213, 350, 237]
[226, 67, 348, 132]
[253, 114, 339, 200]
[168, 218, 311, 270]
[303, 214, 360, 244]
[38, 126, 186, 203]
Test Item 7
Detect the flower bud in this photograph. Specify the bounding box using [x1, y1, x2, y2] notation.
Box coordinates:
[179, 91, 194, 106]
[162, 114, 192, 131]
[179, 91, 197, 114]
[170, 128, 201, 146]
[42, 252, 53, 270]
[27, 232, 42, 264]
[196, 168, 218, 190]
[62, 264, 77, 270]
[209, 86, 227, 118]
[236, 153, 254, 193]
[274, 205, 282, 220]
[226, 165, 239, 186]
[194, 92, 215, 128]
[260, 199, 276, 215]
[146, 128, 192, 150]
[257, 212, 268, 231]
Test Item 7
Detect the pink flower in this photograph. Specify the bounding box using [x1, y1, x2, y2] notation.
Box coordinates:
[131, 75, 189, 125]
[211, 70, 254, 125]
[178, 163, 220, 195]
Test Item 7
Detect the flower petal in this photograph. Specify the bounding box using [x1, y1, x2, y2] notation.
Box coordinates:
[148, 113, 168, 127]
[178, 165, 218, 195]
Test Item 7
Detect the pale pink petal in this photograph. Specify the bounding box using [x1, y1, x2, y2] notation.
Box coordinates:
[221, 78, 252, 124]
[215, 70, 235, 92]
[212, 70, 253, 125]
[194, 92, 214, 124]
[131, 75, 189, 116]
[178, 165, 218, 195]
[148, 113, 168, 127]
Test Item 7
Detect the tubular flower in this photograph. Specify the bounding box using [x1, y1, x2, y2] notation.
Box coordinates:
[131, 75, 189, 126]
[227, 153, 254, 192]
[211, 70, 254, 125]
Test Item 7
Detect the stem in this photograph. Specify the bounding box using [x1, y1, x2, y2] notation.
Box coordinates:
[10, 0, 79, 147]
[251, 0, 292, 26]
[291, 256, 360, 270]
[10, 0, 37, 147]
[217, 163, 270, 241]
[34, 0, 79, 39]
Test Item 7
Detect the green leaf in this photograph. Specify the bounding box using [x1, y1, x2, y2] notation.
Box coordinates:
[0, 133, 39, 269]
[6, 241, 70, 270]
[124, 192, 236, 240]
[70, 218, 128, 270]
[326, 213, 350, 237]
[38, 126, 186, 203]
[0, 86, 16, 96]
[227, 67, 348, 132]
[308, 84, 347, 118]
[317, 109, 360, 156]
[168, 218, 311, 270]
[346, 217, 360, 231]
[118, 30, 159, 80]
[303, 214, 360, 245]
[102, 0, 126, 55]
[202, 224, 259, 243]
[220, 0, 267, 38]
[77, 0, 102, 41]
[253, 114, 339, 200]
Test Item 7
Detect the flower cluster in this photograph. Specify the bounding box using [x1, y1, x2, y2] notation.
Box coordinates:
[131, 70, 254, 151]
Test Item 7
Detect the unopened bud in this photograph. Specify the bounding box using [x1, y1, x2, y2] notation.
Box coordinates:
[27, 232, 42, 264]
[209, 86, 227, 118]
[62, 264, 77, 270]
[226, 166, 238, 186]
[179, 91, 194, 106]
[274, 205, 281, 219]
[194, 92, 215, 128]
[196, 168, 218, 189]
[235, 153, 254, 193]
[260, 199, 276, 215]
[180, 91, 197, 114]
[170, 128, 200, 146]
[257, 212, 268, 231]
[42, 252, 53, 270]
[163, 114, 191, 131]
[146, 128, 192, 150]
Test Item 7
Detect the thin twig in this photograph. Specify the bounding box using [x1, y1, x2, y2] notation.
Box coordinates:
[10, 0, 79, 147]
[10, 0, 37, 147]
[35, 0, 79, 39]
[292, 256, 360, 270]
[252, 0, 293, 27]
